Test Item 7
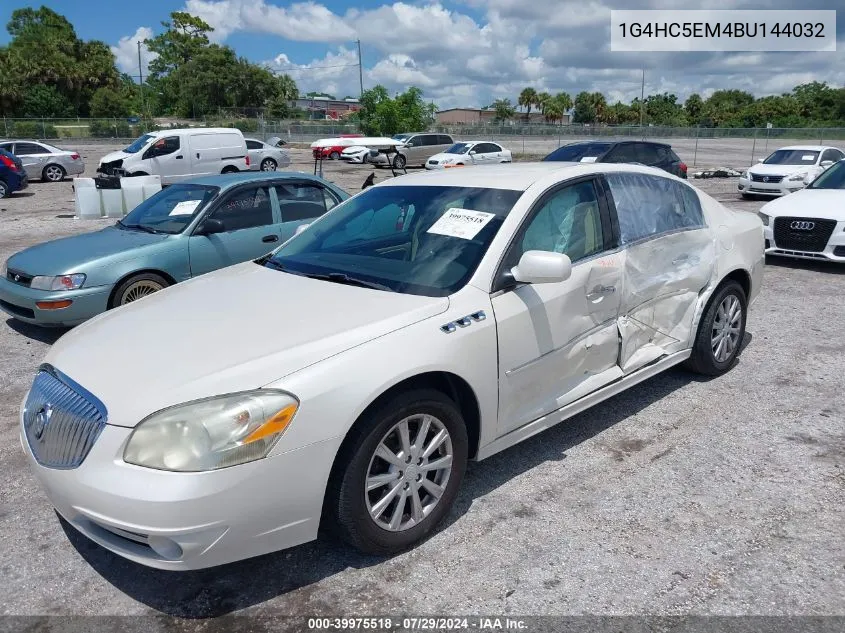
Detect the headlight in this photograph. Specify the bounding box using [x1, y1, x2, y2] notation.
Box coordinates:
[123, 390, 298, 472]
[742, 171, 750, 179]
[757, 211, 770, 226]
[30, 274, 86, 291]
[787, 172, 807, 182]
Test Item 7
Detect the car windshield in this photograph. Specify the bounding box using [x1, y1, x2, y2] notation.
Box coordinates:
[543, 142, 612, 162]
[808, 160, 845, 189]
[763, 150, 819, 165]
[445, 143, 472, 155]
[119, 184, 218, 234]
[265, 185, 523, 297]
[392, 134, 412, 142]
[124, 134, 155, 154]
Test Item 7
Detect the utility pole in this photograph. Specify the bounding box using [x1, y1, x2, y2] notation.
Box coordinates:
[639, 68, 645, 132]
[138, 41, 146, 120]
[356, 39, 364, 98]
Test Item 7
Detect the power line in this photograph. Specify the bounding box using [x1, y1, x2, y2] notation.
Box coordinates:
[273, 63, 360, 72]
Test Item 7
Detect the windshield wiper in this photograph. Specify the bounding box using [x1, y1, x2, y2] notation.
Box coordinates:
[300, 272, 393, 292]
[120, 223, 162, 234]
[261, 258, 286, 271]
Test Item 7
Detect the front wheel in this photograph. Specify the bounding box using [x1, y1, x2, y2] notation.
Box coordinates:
[110, 273, 170, 308]
[686, 280, 747, 376]
[392, 154, 407, 170]
[260, 158, 277, 171]
[0, 179, 8, 198]
[326, 389, 468, 555]
[329, 151, 340, 160]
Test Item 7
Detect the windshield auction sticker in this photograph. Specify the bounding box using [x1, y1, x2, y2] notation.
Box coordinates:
[169, 200, 202, 216]
[427, 208, 496, 240]
[611, 10, 836, 52]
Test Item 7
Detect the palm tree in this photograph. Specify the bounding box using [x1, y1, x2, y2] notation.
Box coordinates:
[544, 99, 563, 124]
[492, 98, 515, 122]
[589, 92, 607, 123]
[518, 87, 537, 120]
[554, 92, 572, 122]
[536, 92, 551, 119]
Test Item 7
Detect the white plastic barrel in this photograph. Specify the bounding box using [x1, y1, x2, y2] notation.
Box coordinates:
[73, 178, 101, 219]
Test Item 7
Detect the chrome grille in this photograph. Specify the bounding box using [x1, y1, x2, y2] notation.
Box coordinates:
[751, 173, 784, 183]
[6, 269, 33, 287]
[22, 365, 107, 469]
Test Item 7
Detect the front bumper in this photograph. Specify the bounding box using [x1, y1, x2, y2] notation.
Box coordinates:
[738, 176, 805, 197]
[22, 421, 341, 570]
[763, 219, 845, 262]
[0, 277, 111, 326]
[340, 154, 366, 164]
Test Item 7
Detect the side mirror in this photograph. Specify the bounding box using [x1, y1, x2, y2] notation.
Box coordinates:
[511, 251, 572, 285]
[294, 223, 310, 235]
[820, 160, 834, 168]
[756, 157, 764, 163]
[196, 217, 225, 236]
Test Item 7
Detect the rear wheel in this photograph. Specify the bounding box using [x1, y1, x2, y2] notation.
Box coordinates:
[392, 154, 407, 170]
[110, 273, 170, 308]
[0, 179, 8, 198]
[42, 164, 66, 182]
[329, 151, 340, 160]
[260, 158, 277, 171]
[326, 388, 467, 555]
[221, 166, 239, 174]
[686, 280, 747, 376]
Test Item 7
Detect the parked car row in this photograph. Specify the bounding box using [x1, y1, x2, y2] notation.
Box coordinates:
[8, 154, 767, 571]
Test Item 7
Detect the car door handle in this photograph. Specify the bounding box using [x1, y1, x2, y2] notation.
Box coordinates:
[175, 155, 183, 159]
[262, 235, 279, 243]
[586, 284, 616, 300]
[196, 153, 200, 159]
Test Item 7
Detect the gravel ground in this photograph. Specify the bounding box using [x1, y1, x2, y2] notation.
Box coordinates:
[0, 144, 843, 621]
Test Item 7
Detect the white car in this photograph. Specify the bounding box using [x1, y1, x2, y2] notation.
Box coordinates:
[246, 137, 290, 172]
[426, 141, 512, 169]
[340, 145, 372, 164]
[758, 158, 845, 262]
[737, 145, 844, 198]
[21, 163, 764, 570]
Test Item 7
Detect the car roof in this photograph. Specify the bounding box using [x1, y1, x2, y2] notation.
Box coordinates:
[181, 171, 331, 189]
[147, 128, 244, 137]
[377, 161, 674, 191]
[562, 139, 670, 148]
[776, 145, 833, 151]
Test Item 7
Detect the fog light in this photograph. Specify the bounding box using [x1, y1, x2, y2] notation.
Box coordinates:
[147, 536, 183, 560]
[36, 300, 73, 310]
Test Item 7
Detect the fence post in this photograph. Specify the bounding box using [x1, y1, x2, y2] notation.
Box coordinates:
[41, 118, 46, 139]
[750, 128, 758, 165]
[693, 126, 699, 167]
[820, 129, 824, 145]
[2, 116, 6, 137]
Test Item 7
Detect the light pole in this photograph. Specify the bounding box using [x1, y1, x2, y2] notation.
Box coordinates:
[356, 39, 364, 99]
[138, 41, 146, 120]
[639, 68, 645, 133]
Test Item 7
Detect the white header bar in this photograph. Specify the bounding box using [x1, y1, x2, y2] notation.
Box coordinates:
[611, 10, 836, 52]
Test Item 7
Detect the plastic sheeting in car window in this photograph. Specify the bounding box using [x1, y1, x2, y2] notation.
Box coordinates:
[605, 173, 705, 244]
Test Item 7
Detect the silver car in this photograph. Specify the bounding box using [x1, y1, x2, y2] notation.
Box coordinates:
[245, 137, 291, 172]
[0, 140, 85, 182]
[367, 133, 455, 170]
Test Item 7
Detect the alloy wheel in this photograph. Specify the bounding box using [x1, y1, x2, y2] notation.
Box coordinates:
[261, 159, 277, 171]
[44, 165, 64, 181]
[120, 280, 164, 305]
[365, 413, 454, 532]
[711, 294, 742, 363]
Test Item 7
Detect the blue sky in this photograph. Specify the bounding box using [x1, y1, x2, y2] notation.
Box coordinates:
[1, 1, 842, 110]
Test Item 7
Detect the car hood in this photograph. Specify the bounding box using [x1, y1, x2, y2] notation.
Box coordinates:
[98, 150, 132, 165]
[45, 262, 450, 427]
[749, 163, 817, 176]
[6, 226, 172, 276]
[342, 146, 368, 154]
[428, 152, 463, 162]
[761, 188, 845, 221]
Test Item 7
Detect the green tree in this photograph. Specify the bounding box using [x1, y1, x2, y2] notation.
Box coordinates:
[536, 92, 551, 119]
[684, 93, 704, 124]
[644, 92, 686, 126]
[518, 87, 537, 119]
[358, 85, 436, 135]
[89, 86, 131, 118]
[492, 98, 516, 122]
[572, 91, 596, 124]
[554, 92, 572, 119]
[704, 89, 754, 127]
[20, 84, 74, 118]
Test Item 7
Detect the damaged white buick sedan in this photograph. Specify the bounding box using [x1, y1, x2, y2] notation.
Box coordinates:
[21, 163, 764, 570]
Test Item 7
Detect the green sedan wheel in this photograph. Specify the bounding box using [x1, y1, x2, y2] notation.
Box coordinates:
[111, 273, 170, 308]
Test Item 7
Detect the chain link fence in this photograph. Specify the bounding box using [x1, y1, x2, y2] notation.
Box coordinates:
[4, 117, 844, 168]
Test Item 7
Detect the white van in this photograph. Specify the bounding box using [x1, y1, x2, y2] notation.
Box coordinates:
[97, 128, 249, 184]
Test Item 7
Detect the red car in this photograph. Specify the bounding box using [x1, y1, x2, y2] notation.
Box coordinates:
[313, 134, 363, 160]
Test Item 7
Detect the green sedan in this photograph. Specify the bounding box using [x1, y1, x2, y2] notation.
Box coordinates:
[0, 171, 349, 327]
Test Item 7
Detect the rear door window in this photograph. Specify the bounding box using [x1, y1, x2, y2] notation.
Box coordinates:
[246, 140, 263, 150]
[14, 142, 47, 156]
[210, 186, 274, 230]
[276, 183, 331, 221]
[604, 144, 638, 163]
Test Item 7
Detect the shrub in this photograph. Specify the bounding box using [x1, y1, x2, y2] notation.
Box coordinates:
[12, 121, 58, 139]
[233, 119, 259, 133]
[89, 120, 132, 138]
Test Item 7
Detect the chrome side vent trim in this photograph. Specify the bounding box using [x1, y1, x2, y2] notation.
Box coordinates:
[441, 310, 487, 333]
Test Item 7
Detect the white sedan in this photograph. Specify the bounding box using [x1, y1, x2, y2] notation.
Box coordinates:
[21, 163, 763, 570]
[737, 145, 844, 198]
[426, 141, 512, 169]
[759, 158, 845, 262]
[340, 145, 373, 164]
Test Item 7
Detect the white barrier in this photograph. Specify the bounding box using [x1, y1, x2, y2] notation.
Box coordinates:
[73, 176, 163, 219]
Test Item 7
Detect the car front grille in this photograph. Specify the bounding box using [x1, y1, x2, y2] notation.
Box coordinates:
[751, 174, 784, 183]
[22, 365, 107, 469]
[773, 217, 837, 253]
[428, 160, 439, 165]
[6, 269, 33, 287]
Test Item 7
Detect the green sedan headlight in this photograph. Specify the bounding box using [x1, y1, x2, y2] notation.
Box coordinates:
[30, 274, 86, 291]
[123, 390, 299, 472]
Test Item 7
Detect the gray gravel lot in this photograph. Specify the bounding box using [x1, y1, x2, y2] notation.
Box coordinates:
[0, 144, 843, 620]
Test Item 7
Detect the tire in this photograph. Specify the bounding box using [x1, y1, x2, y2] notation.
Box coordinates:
[326, 388, 468, 556]
[260, 158, 277, 172]
[685, 280, 747, 376]
[392, 154, 407, 170]
[740, 193, 752, 200]
[329, 151, 340, 160]
[128, 172, 149, 177]
[221, 166, 239, 174]
[110, 273, 170, 309]
[42, 164, 66, 182]
[0, 179, 8, 198]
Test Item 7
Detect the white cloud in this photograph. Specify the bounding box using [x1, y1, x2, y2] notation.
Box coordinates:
[111, 27, 157, 78]
[266, 48, 362, 98]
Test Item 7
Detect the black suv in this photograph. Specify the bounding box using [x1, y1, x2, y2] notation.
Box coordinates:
[543, 140, 687, 178]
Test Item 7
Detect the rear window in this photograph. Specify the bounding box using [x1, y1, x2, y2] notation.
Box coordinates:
[543, 143, 612, 163]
